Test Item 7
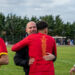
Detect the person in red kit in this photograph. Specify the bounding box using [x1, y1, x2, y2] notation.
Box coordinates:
[12, 21, 57, 75]
[0, 38, 9, 67]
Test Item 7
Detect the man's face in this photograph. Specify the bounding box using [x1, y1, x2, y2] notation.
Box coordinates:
[26, 22, 37, 35]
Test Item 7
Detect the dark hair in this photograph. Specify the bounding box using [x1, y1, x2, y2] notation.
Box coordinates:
[36, 21, 48, 30]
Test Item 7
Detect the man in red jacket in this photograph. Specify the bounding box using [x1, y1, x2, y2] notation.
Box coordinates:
[0, 38, 9, 67]
[12, 21, 57, 75]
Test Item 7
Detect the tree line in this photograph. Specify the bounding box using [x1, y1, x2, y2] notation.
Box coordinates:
[0, 12, 75, 44]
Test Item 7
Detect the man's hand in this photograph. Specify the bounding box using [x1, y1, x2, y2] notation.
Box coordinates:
[0, 54, 9, 65]
[43, 53, 55, 61]
[29, 58, 35, 65]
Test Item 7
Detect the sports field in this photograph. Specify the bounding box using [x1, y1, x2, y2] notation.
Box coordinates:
[0, 45, 75, 75]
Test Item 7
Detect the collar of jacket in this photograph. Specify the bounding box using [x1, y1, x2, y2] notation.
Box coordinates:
[25, 33, 29, 37]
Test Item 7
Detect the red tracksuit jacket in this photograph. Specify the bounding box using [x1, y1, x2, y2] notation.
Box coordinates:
[12, 33, 57, 75]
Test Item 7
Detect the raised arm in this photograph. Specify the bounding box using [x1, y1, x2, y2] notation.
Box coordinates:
[12, 36, 30, 52]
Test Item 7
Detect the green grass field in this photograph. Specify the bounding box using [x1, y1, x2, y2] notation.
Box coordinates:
[0, 45, 75, 75]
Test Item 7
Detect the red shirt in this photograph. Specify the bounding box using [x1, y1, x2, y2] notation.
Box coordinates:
[0, 38, 8, 56]
[12, 33, 57, 75]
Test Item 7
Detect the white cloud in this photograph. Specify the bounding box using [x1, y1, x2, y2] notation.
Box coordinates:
[52, 0, 71, 5]
[48, 0, 71, 8]
[0, 0, 75, 23]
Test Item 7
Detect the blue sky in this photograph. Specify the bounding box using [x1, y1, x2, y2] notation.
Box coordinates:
[0, 0, 75, 23]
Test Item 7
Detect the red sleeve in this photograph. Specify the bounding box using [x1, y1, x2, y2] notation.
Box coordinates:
[12, 36, 30, 52]
[0, 38, 8, 56]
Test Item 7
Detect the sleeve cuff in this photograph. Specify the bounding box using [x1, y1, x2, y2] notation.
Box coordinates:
[0, 52, 8, 56]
